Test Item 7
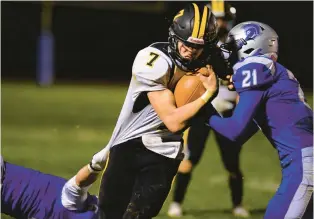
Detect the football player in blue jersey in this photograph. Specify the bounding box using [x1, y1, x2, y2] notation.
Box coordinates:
[1, 156, 99, 219]
[208, 21, 313, 219]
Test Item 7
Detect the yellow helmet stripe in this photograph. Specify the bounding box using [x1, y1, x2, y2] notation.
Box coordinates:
[198, 5, 209, 39]
[173, 9, 184, 21]
[191, 3, 200, 38]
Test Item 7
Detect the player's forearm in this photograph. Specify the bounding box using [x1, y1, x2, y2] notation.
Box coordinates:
[208, 90, 263, 141]
[165, 91, 216, 132]
[165, 98, 206, 132]
[236, 120, 260, 145]
[209, 116, 247, 141]
[148, 88, 216, 133]
[75, 165, 100, 187]
[75, 146, 109, 187]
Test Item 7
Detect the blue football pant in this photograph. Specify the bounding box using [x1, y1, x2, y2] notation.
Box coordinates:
[264, 147, 313, 219]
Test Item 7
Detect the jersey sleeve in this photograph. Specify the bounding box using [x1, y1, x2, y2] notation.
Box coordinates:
[208, 90, 264, 141]
[232, 56, 275, 93]
[132, 47, 171, 100]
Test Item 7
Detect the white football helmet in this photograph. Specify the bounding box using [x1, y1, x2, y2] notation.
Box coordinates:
[226, 21, 279, 60]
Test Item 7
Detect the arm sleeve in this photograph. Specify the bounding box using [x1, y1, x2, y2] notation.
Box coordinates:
[208, 89, 264, 141]
[235, 120, 260, 145]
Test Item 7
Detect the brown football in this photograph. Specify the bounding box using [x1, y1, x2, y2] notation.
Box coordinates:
[174, 67, 210, 107]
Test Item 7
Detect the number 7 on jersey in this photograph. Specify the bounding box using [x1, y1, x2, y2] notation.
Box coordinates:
[146, 52, 160, 67]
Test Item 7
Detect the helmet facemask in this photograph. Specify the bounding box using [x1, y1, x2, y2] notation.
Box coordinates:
[168, 3, 219, 72]
[168, 28, 218, 72]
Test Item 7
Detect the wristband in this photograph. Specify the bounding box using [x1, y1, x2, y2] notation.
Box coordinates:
[88, 162, 102, 173]
[200, 90, 214, 103]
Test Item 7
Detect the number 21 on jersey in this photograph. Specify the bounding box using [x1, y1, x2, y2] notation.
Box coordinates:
[242, 69, 257, 88]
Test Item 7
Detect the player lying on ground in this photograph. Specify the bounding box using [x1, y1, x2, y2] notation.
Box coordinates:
[61, 3, 234, 219]
[1, 156, 98, 219]
[208, 21, 313, 219]
[168, 2, 250, 218]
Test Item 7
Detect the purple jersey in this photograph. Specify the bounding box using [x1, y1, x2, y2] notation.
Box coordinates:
[1, 159, 98, 219]
[209, 54, 313, 159]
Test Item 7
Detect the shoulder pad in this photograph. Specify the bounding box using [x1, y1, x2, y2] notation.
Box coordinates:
[132, 47, 172, 83]
[232, 56, 275, 92]
[149, 42, 169, 55]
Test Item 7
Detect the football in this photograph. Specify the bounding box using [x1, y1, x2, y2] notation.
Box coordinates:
[174, 67, 210, 107]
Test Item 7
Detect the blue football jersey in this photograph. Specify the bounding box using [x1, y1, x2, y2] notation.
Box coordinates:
[1, 160, 98, 219]
[232, 55, 275, 92]
[209, 54, 313, 159]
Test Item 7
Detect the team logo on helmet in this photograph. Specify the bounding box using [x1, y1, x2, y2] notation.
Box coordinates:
[243, 23, 261, 41]
[187, 37, 204, 45]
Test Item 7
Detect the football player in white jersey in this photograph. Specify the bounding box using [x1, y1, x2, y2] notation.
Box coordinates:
[168, 2, 250, 218]
[60, 3, 234, 219]
[96, 3, 222, 218]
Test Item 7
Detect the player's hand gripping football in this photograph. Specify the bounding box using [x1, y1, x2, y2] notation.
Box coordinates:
[226, 74, 236, 91]
[197, 65, 218, 103]
[198, 65, 218, 93]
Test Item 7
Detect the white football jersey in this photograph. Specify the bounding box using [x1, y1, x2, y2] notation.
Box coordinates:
[105, 43, 186, 159]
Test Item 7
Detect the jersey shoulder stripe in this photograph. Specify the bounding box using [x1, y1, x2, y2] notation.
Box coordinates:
[233, 55, 275, 75]
[149, 42, 169, 55]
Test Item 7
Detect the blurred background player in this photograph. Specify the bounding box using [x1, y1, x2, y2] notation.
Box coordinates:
[168, 1, 250, 218]
[209, 21, 313, 219]
[1, 156, 98, 219]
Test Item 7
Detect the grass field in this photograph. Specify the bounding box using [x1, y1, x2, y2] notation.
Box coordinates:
[1, 82, 313, 219]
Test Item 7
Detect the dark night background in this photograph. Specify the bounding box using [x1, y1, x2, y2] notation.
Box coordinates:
[1, 1, 313, 89]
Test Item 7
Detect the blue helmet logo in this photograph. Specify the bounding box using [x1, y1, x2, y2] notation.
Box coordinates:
[243, 23, 261, 41]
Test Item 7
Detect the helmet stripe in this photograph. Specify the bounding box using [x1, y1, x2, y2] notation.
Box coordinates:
[173, 9, 184, 21]
[191, 3, 200, 38]
[198, 5, 209, 39]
